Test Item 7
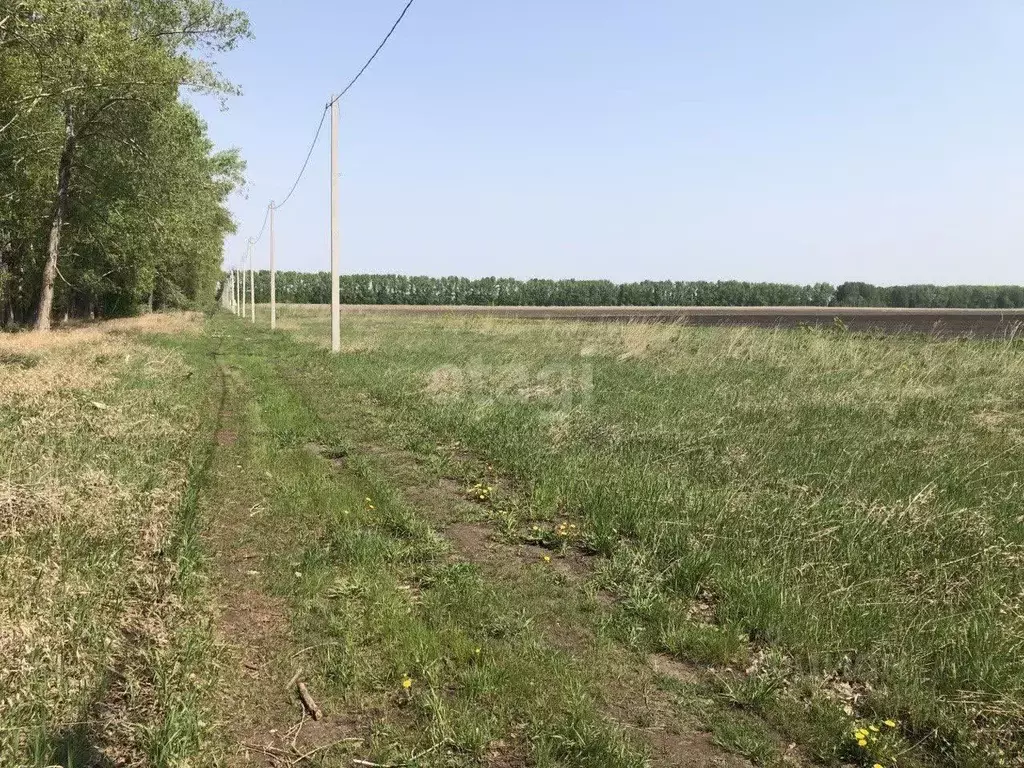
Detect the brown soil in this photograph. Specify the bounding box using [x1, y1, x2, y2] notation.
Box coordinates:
[447, 520, 492, 556]
[650, 653, 703, 686]
[603, 672, 751, 768]
[304, 442, 347, 469]
[216, 428, 237, 446]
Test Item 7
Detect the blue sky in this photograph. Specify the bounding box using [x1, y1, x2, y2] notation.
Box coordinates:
[192, 1, 1024, 285]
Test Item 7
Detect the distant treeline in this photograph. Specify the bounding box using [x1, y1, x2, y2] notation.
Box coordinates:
[241, 272, 1024, 309]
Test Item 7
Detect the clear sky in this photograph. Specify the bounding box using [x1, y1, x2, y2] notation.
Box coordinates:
[191, 1, 1024, 285]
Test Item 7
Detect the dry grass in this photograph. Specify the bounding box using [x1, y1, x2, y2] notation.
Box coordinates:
[0, 312, 216, 766]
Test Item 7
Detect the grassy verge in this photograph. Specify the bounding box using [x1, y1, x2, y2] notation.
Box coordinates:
[255, 304, 1024, 767]
[0, 314, 223, 766]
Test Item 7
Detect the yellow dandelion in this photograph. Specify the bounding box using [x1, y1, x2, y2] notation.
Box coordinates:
[869, 725, 879, 732]
[873, 764, 884, 768]
[883, 719, 897, 728]
[542, 555, 551, 563]
[857, 739, 867, 747]
[402, 676, 413, 689]
[474, 647, 481, 655]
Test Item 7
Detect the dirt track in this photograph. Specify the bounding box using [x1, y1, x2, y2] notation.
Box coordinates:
[340, 305, 1024, 338]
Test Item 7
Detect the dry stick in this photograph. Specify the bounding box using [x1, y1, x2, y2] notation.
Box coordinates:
[241, 733, 363, 766]
[290, 640, 344, 658]
[352, 740, 445, 768]
[241, 742, 293, 758]
[297, 681, 323, 720]
[409, 742, 446, 762]
[291, 737, 363, 765]
[286, 667, 304, 691]
[289, 709, 306, 752]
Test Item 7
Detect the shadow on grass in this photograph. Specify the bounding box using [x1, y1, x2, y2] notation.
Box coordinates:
[45, 722, 114, 768]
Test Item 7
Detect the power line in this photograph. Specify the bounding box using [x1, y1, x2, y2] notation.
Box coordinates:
[328, 0, 418, 107]
[249, 202, 272, 245]
[235, 0, 418, 275]
[250, 0, 417, 225]
[272, 106, 329, 211]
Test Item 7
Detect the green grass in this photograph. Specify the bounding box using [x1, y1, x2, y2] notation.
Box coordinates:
[6, 307, 1021, 767]
[254, 303, 1024, 767]
[0, 315, 223, 767]
[193, 316, 660, 766]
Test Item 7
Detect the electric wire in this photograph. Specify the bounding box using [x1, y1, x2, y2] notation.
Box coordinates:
[328, 0, 418, 107]
[248, 203, 272, 245]
[271, 105, 329, 211]
[238, 0, 417, 251]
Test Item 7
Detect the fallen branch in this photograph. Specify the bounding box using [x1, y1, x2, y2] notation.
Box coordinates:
[297, 681, 323, 720]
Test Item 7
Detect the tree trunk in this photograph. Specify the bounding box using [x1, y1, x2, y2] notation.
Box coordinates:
[0, 236, 8, 328]
[34, 107, 75, 332]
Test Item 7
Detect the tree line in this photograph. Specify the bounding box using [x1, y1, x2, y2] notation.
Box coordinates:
[244, 272, 1024, 309]
[1, 0, 249, 330]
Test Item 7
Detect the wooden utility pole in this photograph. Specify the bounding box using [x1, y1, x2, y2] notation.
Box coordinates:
[330, 96, 340, 353]
[249, 241, 256, 323]
[240, 258, 245, 318]
[270, 203, 277, 330]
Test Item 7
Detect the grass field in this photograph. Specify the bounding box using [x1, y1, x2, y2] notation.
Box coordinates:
[265, 303, 1024, 767]
[320, 304, 1024, 338]
[3, 307, 1022, 767]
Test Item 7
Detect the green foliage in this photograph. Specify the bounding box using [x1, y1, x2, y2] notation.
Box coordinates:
[835, 281, 1024, 308]
[0, 0, 249, 325]
[247, 272, 1024, 308]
